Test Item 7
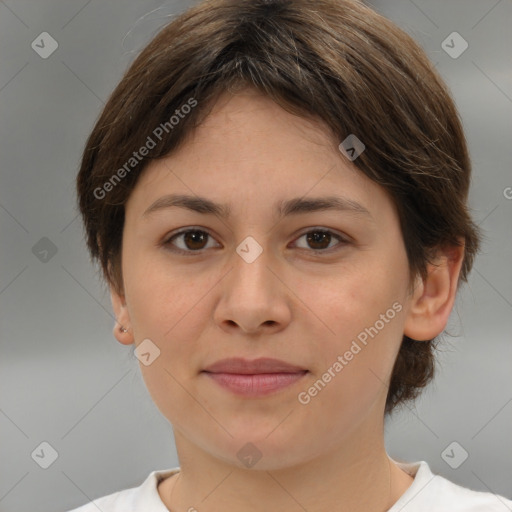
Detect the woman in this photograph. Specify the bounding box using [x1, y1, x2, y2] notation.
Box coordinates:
[70, 0, 511, 510]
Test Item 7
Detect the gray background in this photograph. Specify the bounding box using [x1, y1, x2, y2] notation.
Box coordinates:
[0, 1, 511, 511]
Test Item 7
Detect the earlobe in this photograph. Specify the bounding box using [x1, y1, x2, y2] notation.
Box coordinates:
[113, 323, 133, 345]
[404, 242, 465, 342]
[110, 285, 134, 346]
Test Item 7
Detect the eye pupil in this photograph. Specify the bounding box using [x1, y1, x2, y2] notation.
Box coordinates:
[307, 231, 331, 250]
[184, 230, 208, 250]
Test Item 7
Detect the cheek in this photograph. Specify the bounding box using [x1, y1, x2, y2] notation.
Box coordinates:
[299, 258, 405, 333]
[295, 279, 406, 437]
[124, 249, 203, 337]
[294, 251, 409, 385]
[124, 255, 221, 382]
[125, 263, 212, 422]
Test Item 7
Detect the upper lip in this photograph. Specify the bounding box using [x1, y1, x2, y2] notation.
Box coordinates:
[202, 357, 307, 374]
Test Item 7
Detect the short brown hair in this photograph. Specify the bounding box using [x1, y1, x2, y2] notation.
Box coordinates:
[76, 0, 481, 414]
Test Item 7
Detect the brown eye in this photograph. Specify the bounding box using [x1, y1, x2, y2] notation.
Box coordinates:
[306, 231, 332, 250]
[165, 229, 218, 253]
[183, 230, 208, 250]
[293, 229, 347, 252]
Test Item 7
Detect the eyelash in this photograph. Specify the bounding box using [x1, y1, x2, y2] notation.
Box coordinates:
[162, 227, 349, 256]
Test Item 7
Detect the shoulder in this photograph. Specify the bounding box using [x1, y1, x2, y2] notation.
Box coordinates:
[390, 460, 512, 512]
[64, 467, 180, 512]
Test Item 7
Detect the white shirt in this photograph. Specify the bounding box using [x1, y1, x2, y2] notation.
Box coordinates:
[66, 460, 512, 511]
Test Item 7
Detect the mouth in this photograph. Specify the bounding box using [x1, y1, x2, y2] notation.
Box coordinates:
[201, 357, 308, 397]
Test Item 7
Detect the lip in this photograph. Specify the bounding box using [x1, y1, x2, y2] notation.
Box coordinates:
[201, 358, 308, 397]
[202, 357, 306, 374]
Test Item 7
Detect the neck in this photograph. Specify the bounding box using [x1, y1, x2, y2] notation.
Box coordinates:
[159, 422, 414, 512]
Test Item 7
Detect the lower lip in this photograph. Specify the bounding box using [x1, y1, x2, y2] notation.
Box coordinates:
[203, 371, 308, 397]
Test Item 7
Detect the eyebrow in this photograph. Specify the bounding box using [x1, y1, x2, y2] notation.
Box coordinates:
[142, 193, 372, 220]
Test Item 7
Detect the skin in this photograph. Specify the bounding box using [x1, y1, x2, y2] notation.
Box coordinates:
[110, 88, 464, 512]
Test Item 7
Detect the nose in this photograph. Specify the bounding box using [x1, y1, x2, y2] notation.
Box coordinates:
[213, 238, 292, 335]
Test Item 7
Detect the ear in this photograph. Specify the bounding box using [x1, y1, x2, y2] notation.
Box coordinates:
[404, 241, 465, 342]
[110, 284, 135, 346]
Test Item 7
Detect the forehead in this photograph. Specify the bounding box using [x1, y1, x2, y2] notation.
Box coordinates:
[197, 88, 334, 144]
[125, 89, 394, 223]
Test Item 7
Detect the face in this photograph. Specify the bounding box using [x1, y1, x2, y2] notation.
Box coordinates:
[113, 89, 417, 470]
